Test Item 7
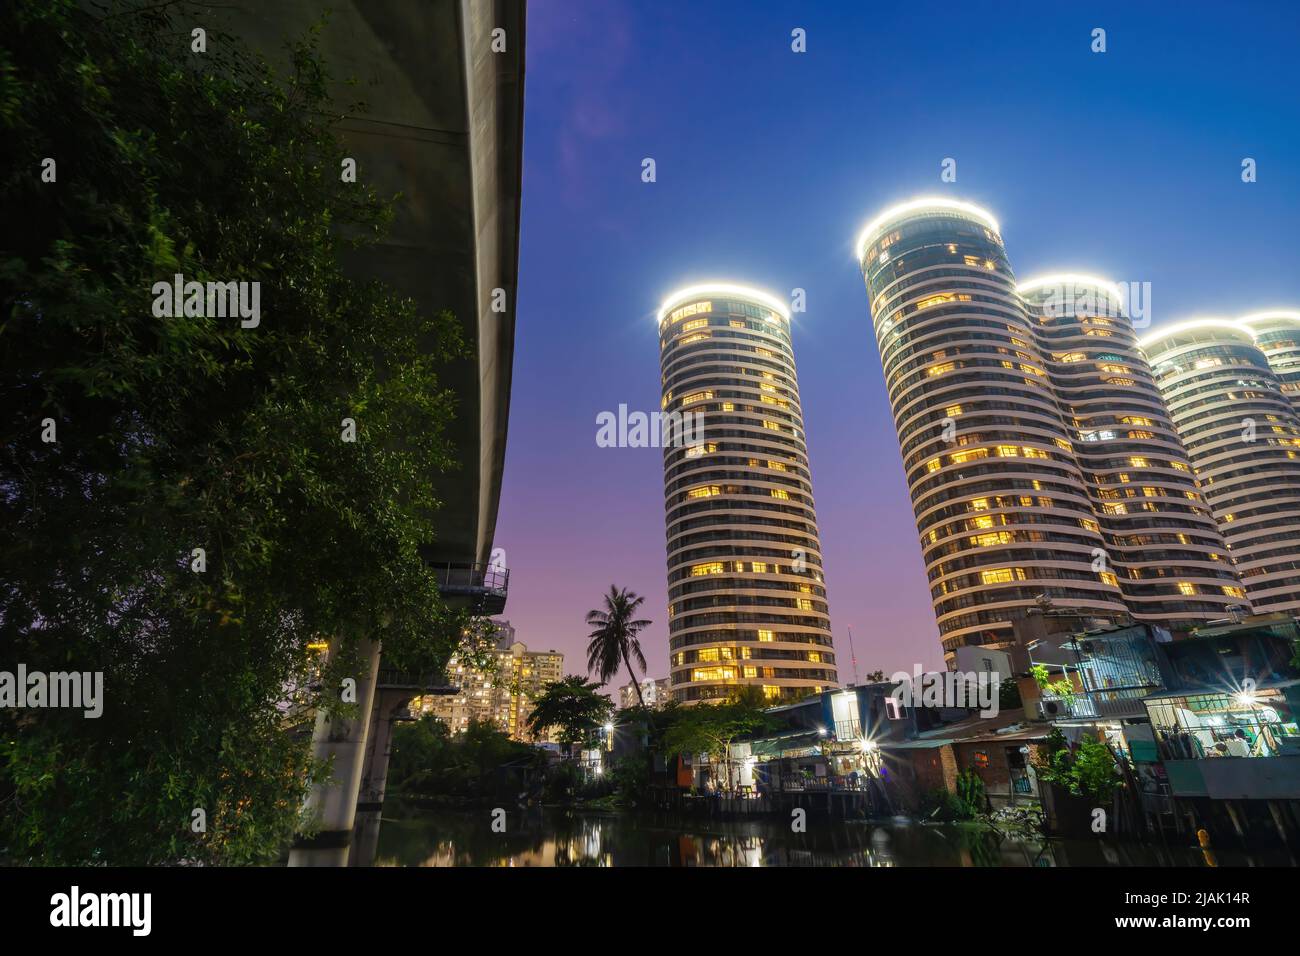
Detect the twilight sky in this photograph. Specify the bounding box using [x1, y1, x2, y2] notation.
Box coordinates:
[493, 0, 1300, 684]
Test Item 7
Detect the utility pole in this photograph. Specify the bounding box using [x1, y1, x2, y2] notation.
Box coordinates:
[847, 626, 860, 686]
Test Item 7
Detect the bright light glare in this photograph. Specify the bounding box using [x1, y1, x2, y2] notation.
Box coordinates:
[657, 282, 791, 324]
[1017, 273, 1125, 305]
[1137, 317, 1257, 351]
[855, 197, 1000, 261]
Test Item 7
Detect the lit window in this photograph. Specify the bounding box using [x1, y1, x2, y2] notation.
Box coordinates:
[670, 301, 713, 322]
[980, 567, 1025, 584]
[687, 485, 721, 499]
[916, 293, 972, 310]
[1177, 582, 1197, 596]
[771, 489, 790, 500]
[691, 562, 725, 576]
[681, 317, 709, 332]
[681, 391, 713, 406]
[758, 630, 775, 642]
[693, 666, 736, 682]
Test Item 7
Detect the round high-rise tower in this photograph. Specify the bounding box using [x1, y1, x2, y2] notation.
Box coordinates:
[1239, 312, 1300, 418]
[1138, 319, 1300, 616]
[856, 200, 1130, 662]
[657, 283, 838, 704]
[1019, 276, 1247, 623]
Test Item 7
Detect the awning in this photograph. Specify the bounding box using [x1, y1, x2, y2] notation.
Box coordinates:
[749, 732, 823, 757]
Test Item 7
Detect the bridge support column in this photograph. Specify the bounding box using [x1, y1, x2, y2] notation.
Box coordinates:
[348, 688, 415, 866]
[289, 637, 382, 867]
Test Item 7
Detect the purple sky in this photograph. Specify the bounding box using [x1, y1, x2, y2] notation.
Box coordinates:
[492, 0, 1300, 685]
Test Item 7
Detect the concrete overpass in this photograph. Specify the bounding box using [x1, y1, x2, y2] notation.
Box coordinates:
[201, 0, 526, 864]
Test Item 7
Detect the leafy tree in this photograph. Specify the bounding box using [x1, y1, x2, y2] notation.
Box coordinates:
[525, 676, 613, 758]
[998, 676, 1023, 710]
[660, 692, 774, 791]
[584, 585, 651, 706]
[1033, 728, 1123, 801]
[955, 768, 987, 816]
[864, 669, 886, 683]
[388, 715, 539, 799]
[0, 0, 473, 863]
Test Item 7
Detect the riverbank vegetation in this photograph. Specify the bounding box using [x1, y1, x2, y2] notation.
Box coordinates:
[0, 0, 474, 865]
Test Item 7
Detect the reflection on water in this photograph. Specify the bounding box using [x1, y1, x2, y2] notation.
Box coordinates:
[372, 805, 1292, 867]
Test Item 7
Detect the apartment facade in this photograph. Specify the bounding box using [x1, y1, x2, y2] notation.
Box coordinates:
[1138, 320, 1300, 616]
[1019, 276, 1245, 623]
[855, 199, 1254, 665]
[618, 677, 672, 709]
[413, 621, 565, 741]
[657, 283, 839, 704]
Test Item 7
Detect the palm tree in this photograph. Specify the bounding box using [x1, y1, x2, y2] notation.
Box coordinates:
[585, 585, 652, 707]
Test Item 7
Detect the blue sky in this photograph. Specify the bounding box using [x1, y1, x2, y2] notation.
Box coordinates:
[495, 0, 1300, 682]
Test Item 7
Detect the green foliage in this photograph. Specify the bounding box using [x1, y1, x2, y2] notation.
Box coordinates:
[955, 769, 987, 815]
[388, 716, 540, 800]
[1030, 664, 1075, 702]
[607, 753, 648, 802]
[525, 676, 613, 755]
[1033, 728, 1123, 801]
[998, 677, 1023, 710]
[659, 692, 774, 790]
[920, 770, 986, 822]
[0, 1, 473, 862]
[919, 788, 972, 823]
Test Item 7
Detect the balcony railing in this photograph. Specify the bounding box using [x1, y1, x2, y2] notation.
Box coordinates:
[1044, 685, 1155, 721]
[833, 719, 863, 742]
[433, 562, 509, 614]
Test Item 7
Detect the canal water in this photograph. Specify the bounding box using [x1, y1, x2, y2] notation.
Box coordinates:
[372, 804, 1292, 867]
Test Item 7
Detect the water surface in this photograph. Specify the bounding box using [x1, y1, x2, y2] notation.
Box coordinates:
[372, 804, 1290, 867]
